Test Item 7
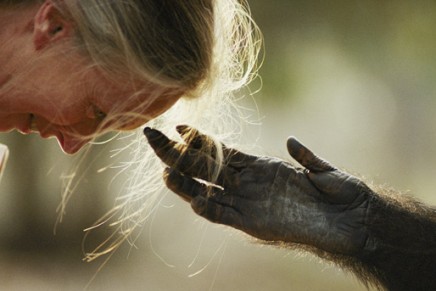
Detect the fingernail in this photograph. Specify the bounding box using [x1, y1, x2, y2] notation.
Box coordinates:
[163, 168, 184, 187]
[143, 127, 159, 139]
[143, 126, 151, 134]
[163, 167, 174, 178]
[286, 136, 302, 151]
[176, 125, 189, 134]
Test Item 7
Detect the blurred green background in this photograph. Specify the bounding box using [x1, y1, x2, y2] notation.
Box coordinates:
[1, 1, 436, 290]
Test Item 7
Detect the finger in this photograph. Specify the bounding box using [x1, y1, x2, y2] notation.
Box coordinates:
[176, 125, 230, 162]
[176, 125, 222, 168]
[191, 195, 243, 228]
[144, 127, 184, 164]
[144, 127, 218, 180]
[164, 167, 245, 205]
[163, 168, 204, 202]
[286, 136, 336, 172]
[176, 125, 209, 150]
[177, 124, 256, 167]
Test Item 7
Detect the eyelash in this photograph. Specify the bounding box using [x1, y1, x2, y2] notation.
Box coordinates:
[94, 107, 107, 120]
[88, 103, 107, 121]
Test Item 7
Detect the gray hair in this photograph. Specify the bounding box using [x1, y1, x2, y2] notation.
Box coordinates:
[58, 0, 215, 92]
[11, 0, 262, 260]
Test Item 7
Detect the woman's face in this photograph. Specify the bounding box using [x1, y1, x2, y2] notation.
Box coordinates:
[0, 2, 180, 154]
[0, 50, 179, 154]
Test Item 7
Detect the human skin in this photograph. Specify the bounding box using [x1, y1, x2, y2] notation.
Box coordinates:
[144, 125, 436, 290]
[0, 1, 180, 154]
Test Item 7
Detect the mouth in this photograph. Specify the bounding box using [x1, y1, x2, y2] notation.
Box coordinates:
[37, 126, 75, 154]
[22, 115, 88, 154]
[16, 114, 38, 134]
[29, 114, 38, 132]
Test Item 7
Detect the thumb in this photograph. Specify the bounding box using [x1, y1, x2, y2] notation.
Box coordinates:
[308, 171, 365, 204]
[286, 137, 336, 172]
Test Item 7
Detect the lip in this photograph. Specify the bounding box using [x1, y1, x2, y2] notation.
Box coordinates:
[38, 126, 64, 146]
[54, 133, 65, 152]
[60, 135, 89, 155]
[39, 130, 84, 154]
[30, 120, 87, 154]
[16, 115, 35, 134]
[29, 115, 38, 132]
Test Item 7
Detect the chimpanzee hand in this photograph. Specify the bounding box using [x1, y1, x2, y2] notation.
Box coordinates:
[144, 126, 371, 255]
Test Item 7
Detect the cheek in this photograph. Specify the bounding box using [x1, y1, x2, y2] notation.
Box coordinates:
[14, 67, 91, 124]
[0, 81, 88, 126]
[67, 119, 101, 136]
[38, 114, 101, 137]
[43, 106, 86, 125]
[32, 88, 89, 126]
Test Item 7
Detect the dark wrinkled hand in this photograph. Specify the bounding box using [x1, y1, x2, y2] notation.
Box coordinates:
[144, 126, 371, 255]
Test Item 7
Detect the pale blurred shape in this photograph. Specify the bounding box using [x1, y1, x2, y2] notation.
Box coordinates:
[0, 143, 9, 184]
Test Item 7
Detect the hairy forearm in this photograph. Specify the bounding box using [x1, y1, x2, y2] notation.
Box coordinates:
[356, 189, 436, 290]
[273, 188, 436, 290]
[314, 189, 436, 290]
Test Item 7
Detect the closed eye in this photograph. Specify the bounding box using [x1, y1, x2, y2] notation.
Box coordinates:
[94, 107, 107, 120]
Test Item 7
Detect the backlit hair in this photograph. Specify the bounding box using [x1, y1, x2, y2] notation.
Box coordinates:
[9, 0, 262, 260]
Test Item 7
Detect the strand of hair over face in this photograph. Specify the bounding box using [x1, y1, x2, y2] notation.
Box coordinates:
[52, 0, 263, 262]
